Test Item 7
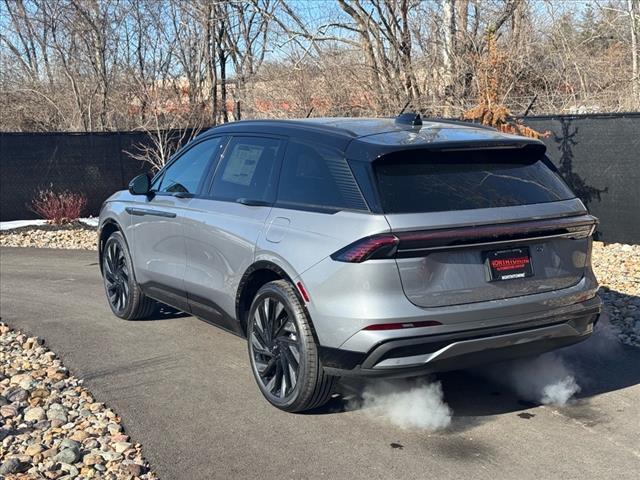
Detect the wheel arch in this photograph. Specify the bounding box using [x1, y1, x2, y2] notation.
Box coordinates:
[235, 260, 316, 339]
[98, 218, 125, 274]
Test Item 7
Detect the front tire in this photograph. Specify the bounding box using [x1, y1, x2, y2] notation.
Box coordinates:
[101, 231, 156, 320]
[247, 280, 336, 412]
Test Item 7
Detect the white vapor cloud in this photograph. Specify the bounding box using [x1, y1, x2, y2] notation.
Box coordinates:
[481, 352, 581, 406]
[354, 379, 452, 430]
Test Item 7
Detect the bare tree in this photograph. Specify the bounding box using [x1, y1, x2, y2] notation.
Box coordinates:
[629, 0, 639, 108]
[224, 1, 274, 113]
[1, 0, 638, 133]
[124, 89, 207, 171]
[69, 0, 121, 129]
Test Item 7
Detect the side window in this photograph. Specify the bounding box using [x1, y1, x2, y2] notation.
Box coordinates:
[156, 138, 223, 194]
[277, 140, 367, 211]
[209, 136, 282, 202]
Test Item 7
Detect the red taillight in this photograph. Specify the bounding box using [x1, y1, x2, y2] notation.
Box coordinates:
[330, 234, 399, 263]
[363, 320, 441, 331]
[332, 215, 597, 262]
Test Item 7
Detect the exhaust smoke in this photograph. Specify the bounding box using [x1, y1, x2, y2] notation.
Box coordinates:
[481, 317, 619, 406]
[480, 352, 581, 406]
[352, 378, 452, 430]
[345, 319, 616, 428]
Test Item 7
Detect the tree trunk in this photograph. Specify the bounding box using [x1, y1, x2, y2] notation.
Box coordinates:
[219, 37, 228, 123]
[337, 0, 384, 111]
[442, 0, 457, 116]
[205, 2, 218, 125]
[399, 0, 419, 100]
[629, 0, 639, 109]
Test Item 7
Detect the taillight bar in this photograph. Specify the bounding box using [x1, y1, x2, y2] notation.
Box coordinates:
[396, 214, 597, 255]
[331, 214, 597, 263]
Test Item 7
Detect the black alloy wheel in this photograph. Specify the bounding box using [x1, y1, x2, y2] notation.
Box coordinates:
[250, 296, 302, 401]
[103, 238, 130, 314]
[101, 231, 156, 320]
[247, 280, 336, 412]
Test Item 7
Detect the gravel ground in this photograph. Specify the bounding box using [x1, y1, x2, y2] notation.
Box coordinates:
[591, 242, 640, 347]
[0, 323, 156, 479]
[0, 225, 97, 250]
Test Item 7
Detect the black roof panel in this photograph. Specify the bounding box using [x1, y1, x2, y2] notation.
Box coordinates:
[204, 119, 358, 138]
[203, 117, 546, 160]
[209, 116, 536, 139]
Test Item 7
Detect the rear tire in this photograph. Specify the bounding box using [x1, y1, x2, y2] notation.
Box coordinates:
[247, 280, 336, 412]
[101, 231, 156, 320]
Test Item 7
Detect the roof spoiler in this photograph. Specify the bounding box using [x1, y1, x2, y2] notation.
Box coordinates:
[377, 139, 547, 156]
[367, 141, 549, 166]
[433, 141, 546, 155]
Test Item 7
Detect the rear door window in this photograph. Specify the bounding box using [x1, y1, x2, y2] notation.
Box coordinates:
[277, 140, 367, 212]
[209, 136, 283, 203]
[374, 149, 574, 214]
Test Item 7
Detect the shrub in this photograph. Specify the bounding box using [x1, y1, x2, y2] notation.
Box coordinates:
[461, 32, 548, 140]
[30, 189, 87, 225]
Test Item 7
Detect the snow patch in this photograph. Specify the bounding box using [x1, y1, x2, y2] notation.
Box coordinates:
[1, 217, 98, 231]
[79, 217, 99, 228]
[0, 219, 47, 231]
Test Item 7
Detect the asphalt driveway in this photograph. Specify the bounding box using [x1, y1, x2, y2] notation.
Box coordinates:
[1, 247, 639, 479]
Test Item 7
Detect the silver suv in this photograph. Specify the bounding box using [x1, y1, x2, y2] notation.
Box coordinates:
[98, 115, 601, 412]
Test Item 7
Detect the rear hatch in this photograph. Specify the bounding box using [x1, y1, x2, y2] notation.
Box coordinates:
[373, 146, 597, 308]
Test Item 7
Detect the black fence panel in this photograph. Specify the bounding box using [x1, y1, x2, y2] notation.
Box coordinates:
[0, 132, 152, 221]
[522, 113, 640, 244]
[1, 115, 639, 243]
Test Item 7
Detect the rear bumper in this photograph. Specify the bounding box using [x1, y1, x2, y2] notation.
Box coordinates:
[320, 296, 601, 378]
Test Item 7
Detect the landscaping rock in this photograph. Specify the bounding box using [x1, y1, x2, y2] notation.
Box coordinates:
[592, 242, 640, 347]
[113, 441, 132, 453]
[123, 462, 145, 476]
[0, 225, 97, 250]
[54, 447, 80, 464]
[83, 453, 103, 466]
[0, 322, 156, 479]
[4, 385, 28, 402]
[0, 457, 31, 475]
[25, 406, 46, 422]
[1, 404, 19, 418]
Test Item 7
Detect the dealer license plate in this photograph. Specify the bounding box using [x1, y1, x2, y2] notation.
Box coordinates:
[484, 247, 533, 281]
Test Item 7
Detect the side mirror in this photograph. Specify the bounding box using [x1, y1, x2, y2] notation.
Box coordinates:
[128, 174, 151, 195]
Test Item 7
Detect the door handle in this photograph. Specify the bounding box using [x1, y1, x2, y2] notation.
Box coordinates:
[236, 198, 271, 207]
[173, 192, 194, 199]
[125, 207, 177, 218]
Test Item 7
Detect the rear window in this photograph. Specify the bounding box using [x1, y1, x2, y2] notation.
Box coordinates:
[374, 149, 574, 214]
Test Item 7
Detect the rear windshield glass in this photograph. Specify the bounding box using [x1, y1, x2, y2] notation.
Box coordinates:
[374, 149, 574, 214]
